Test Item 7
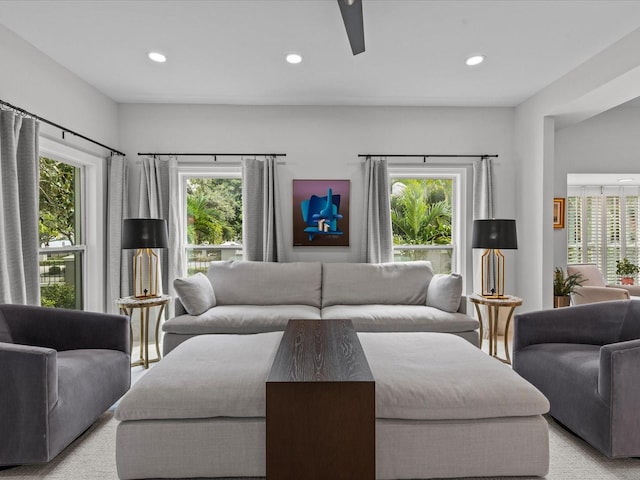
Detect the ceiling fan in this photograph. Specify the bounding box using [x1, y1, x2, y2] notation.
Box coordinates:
[337, 0, 365, 55]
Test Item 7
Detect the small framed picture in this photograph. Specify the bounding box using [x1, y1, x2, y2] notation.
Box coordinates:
[553, 198, 565, 229]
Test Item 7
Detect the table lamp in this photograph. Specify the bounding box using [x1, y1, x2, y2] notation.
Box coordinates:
[472, 219, 518, 298]
[122, 218, 169, 298]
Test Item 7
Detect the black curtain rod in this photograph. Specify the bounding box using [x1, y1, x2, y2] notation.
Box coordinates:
[0, 99, 125, 157]
[137, 153, 286, 159]
[359, 154, 498, 161]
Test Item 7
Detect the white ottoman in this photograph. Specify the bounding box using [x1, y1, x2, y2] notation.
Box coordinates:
[115, 331, 549, 479]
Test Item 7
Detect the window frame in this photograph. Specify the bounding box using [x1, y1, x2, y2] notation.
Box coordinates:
[39, 137, 105, 311]
[178, 164, 243, 276]
[387, 165, 468, 279]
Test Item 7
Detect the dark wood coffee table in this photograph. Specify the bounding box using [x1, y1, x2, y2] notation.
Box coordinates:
[266, 319, 375, 480]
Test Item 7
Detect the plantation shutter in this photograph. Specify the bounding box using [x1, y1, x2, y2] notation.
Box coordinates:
[584, 187, 604, 269]
[624, 187, 640, 275]
[604, 187, 621, 282]
[567, 185, 640, 285]
[567, 193, 582, 264]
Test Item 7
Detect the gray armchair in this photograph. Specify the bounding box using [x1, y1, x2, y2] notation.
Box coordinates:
[0, 304, 131, 466]
[513, 300, 640, 458]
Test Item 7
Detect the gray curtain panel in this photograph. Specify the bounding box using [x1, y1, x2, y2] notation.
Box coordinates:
[242, 156, 283, 262]
[362, 157, 393, 263]
[106, 154, 129, 312]
[472, 157, 495, 299]
[0, 110, 40, 305]
[472, 157, 494, 220]
[138, 156, 183, 301]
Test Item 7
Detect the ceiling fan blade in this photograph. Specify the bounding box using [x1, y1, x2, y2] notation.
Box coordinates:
[337, 0, 365, 55]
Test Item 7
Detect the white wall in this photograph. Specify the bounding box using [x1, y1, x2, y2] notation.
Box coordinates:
[553, 105, 640, 267]
[0, 24, 119, 147]
[119, 104, 516, 281]
[0, 24, 120, 311]
[514, 27, 640, 312]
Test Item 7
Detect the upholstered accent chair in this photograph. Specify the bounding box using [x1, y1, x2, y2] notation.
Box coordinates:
[566, 264, 640, 305]
[0, 304, 131, 466]
[513, 300, 640, 458]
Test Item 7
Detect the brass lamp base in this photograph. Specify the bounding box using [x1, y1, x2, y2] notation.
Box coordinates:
[480, 248, 506, 298]
[133, 248, 161, 298]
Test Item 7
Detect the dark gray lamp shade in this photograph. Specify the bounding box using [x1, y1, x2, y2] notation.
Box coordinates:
[472, 219, 518, 250]
[122, 218, 169, 249]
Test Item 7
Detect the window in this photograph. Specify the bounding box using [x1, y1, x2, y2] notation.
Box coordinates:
[568, 186, 640, 283]
[37, 137, 105, 311]
[39, 156, 84, 309]
[183, 175, 243, 274]
[389, 168, 466, 274]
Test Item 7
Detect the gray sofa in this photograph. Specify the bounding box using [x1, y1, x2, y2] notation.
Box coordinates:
[512, 299, 640, 458]
[163, 260, 479, 355]
[0, 304, 131, 467]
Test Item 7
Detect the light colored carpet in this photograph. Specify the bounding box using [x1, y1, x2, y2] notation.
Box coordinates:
[1, 413, 639, 480]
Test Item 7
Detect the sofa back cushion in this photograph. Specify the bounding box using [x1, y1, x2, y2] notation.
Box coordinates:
[207, 261, 322, 307]
[322, 261, 433, 307]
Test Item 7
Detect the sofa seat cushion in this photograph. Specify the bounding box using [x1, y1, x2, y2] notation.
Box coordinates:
[359, 332, 549, 421]
[321, 304, 478, 333]
[118, 331, 547, 425]
[162, 305, 321, 335]
[116, 332, 284, 421]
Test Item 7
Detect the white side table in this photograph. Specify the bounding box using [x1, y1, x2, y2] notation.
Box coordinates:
[116, 295, 171, 369]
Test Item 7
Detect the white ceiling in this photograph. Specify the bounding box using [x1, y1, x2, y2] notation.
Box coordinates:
[2, 0, 640, 107]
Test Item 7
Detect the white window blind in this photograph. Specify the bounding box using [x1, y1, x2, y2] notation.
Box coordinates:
[568, 185, 640, 284]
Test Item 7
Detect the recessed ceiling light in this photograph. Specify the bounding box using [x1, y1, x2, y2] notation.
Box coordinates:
[148, 52, 167, 63]
[465, 55, 485, 67]
[619, 178, 634, 183]
[286, 53, 302, 64]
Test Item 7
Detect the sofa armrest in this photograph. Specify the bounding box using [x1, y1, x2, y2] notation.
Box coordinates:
[0, 305, 129, 353]
[598, 339, 640, 402]
[571, 285, 629, 305]
[598, 339, 640, 457]
[457, 295, 467, 314]
[174, 297, 187, 316]
[0, 342, 57, 464]
[513, 301, 628, 353]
